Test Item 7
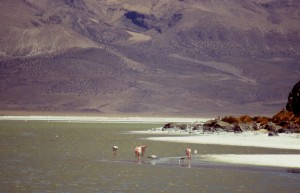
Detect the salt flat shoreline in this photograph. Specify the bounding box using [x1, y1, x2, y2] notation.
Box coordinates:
[132, 129, 300, 168]
[144, 132, 300, 150]
[204, 154, 300, 168]
[0, 115, 210, 123]
[1, 116, 299, 169]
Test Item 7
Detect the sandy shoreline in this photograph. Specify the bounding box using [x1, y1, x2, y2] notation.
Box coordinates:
[0, 115, 209, 123]
[1, 116, 299, 168]
[204, 154, 300, 168]
[134, 129, 300, 168]
[145, 132, 300, 150]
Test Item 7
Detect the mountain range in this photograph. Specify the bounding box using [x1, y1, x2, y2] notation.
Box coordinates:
[0, 0, 300, 117]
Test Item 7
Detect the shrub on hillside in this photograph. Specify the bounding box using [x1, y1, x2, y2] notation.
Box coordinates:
[272, 109, 300, 131]
[252, 116, 270, 125]
[272, 109, 294, 125]
[239, 115, 253, 123]
[221, 116, 239, 124]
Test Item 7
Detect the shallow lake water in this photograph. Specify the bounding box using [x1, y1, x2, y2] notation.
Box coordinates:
[0, 121, 299, 193]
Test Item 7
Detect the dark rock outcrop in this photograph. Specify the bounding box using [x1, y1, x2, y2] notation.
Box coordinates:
[162, 122, 187, 130]
[268, 131, 279, 136]
[168, 81, 300, 134]
[264, 122, 281, 136]
[232, 122, 259, 133]
[123, 11, 161, 32]
[192, 124, 202, 131]
[286, 81, 300, 116]
[202, 117, 285, 135]
[203, 120, 234, 132]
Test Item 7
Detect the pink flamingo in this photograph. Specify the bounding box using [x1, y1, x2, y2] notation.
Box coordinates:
[112, 146, 118, 156]
[135, 145, 147, 161]
[186, 148, 192, 160]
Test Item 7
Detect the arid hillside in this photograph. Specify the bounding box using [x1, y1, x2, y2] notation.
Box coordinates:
[0, 0, 299, 116]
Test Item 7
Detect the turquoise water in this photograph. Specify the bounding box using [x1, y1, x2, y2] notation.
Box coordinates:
[0, 121, 299, 193]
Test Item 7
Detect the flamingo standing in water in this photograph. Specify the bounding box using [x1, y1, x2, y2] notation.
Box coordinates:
[135, 145, 147, 161]
[186, 148, 192, 160]
[112, 146, 118, 156]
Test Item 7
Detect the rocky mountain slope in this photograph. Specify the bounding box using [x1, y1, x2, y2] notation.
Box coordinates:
[0, 0, 299, 116]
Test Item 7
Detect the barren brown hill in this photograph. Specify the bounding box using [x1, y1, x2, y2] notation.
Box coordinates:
[0, 0, 299, 117]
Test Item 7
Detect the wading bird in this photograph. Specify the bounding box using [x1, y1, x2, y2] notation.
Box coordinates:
[135, 145, 147, 161]
[186, 148, 192, 160]
[112, 146, 118, 156]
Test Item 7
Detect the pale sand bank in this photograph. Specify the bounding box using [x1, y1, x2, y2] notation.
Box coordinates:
[145, 132, 300, 150]
[140, 131, 300, 168]
[203, 154, 300, 168]
[0, 116, 209, 123]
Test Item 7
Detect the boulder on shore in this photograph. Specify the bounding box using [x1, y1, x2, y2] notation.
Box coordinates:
[162, 122, 187, 131]
[203, 120, 234, 132]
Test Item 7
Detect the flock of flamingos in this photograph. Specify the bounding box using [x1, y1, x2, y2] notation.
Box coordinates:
[112, 145, 194, 162]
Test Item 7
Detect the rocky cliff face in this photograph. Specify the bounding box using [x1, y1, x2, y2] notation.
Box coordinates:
[0, 0, 300, 116]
